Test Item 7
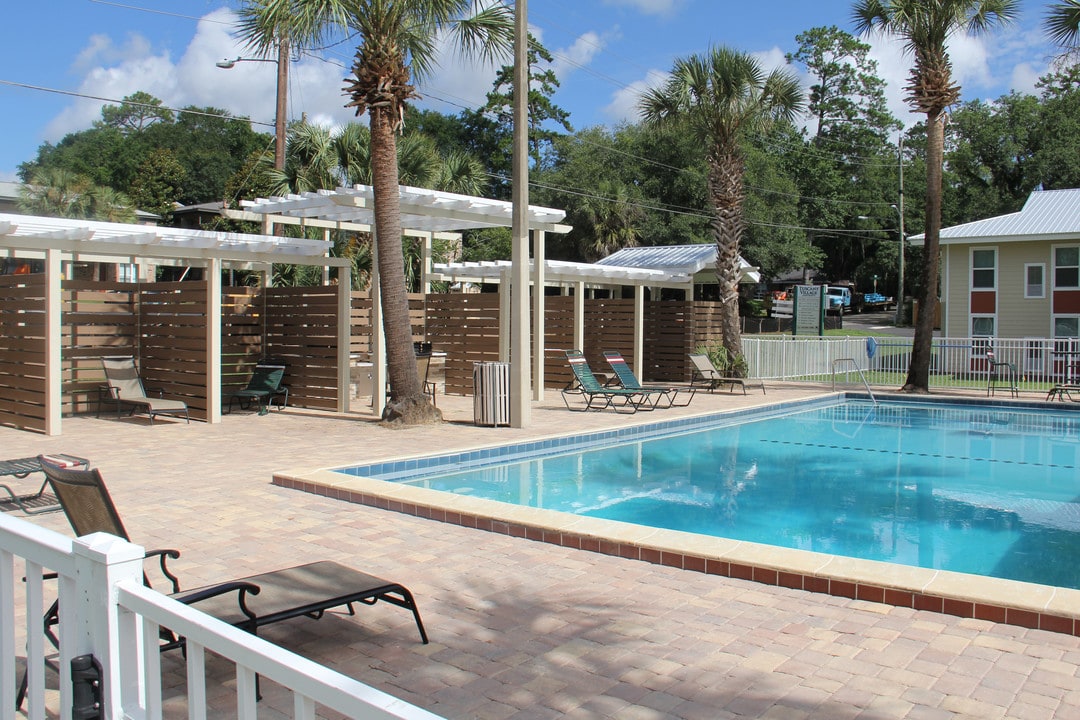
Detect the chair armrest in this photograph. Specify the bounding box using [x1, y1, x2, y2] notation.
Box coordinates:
[172, 580, 262, 623]
[145, 548, 182, 593]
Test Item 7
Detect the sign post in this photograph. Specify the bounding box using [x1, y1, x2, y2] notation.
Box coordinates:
[793, 285, 825, 336]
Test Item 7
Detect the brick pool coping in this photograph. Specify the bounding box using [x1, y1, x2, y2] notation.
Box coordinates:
[274, 466, 1080, 638]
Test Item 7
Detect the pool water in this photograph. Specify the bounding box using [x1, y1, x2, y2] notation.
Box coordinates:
[344, 400, 1080, 589]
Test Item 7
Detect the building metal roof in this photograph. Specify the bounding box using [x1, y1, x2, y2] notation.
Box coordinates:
[243, 184, 571, 235]
[596, 243, 761, 283]
[909, 189, 1080, 245]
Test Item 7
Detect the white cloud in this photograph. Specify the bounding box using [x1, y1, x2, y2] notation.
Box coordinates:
[602, 69, 667, 124]
[602, 0, 684, 16]
[1009, 63, 1042, 95]
[42, 8, 359, 145]
[552, 31, 608, 81]
[751, 47, 789, 74]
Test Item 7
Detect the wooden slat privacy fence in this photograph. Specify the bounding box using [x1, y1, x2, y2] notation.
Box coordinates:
[139, 281, 211, 420]
[264, 286, 341, 411]
[63, 281, 139, 416]
[0, 274, 48, 432]
[426, 293, 501, 395]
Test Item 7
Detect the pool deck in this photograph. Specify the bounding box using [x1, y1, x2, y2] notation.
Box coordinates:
[5, 383, 1080, 719]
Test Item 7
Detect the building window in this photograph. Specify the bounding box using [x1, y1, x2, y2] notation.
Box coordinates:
[1025, 263, 1045, 298]
[1054, 246, 1080, 289]
[972, 316, 995, 356]
[971, 249, 996, 289]
[117, 263, 138, 283]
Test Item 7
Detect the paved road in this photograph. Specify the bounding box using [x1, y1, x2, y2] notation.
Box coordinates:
[840, 310, 916, 337]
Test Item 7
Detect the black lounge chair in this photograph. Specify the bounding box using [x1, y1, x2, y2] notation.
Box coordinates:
[226, 361, 289, 414]
[98, 356, 190, 424]
[602, 350, 694, 408]
[17, 457, 428, 709]
[688, 352, 766, 395]
[561, 350, 660, 413]
[0, 454, 87, 514]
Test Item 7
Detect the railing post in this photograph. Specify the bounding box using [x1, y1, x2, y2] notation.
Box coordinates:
[71, 533, 145, 720]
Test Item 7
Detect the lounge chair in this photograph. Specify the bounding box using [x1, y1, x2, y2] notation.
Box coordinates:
[1047, 384, 1080, 401]
[226, 361, 288, 414]
[688, 353, 766, 395]
[562, 350, 660, 413]
[0, 453, 87, 514]
[18, 458, 428, 709]
[99, 355, 190, 424]
[602, 350, 694, 407]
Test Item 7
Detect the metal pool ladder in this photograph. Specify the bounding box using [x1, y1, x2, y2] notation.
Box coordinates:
[832, 358, 877, 404]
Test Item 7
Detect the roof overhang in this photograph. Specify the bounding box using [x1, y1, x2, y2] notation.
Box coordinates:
[0, 213, 346, 266]
[243, 184, 572, 235]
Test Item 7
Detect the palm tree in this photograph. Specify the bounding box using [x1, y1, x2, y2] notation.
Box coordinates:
[853, 0, 1018, 393]
[19, 168, 136, 222]
[639, 47, 803, 361]
[236, 0, 512, 424]
[1045, 1, 1080, 58]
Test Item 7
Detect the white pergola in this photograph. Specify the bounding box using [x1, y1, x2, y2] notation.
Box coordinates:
[243, 184, 573, 420]
[0, 212, 349, 434]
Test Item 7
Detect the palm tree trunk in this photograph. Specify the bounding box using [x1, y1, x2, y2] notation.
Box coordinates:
[903, 109, 944, 393]
[707, 146, 746, 361]
[369, 106, 436, 422]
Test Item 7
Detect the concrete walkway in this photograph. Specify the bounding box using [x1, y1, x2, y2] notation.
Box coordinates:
[5, 386, 1079, 719]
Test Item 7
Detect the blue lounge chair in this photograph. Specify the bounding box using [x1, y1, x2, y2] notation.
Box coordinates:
[602, 350, 695, 408]
[561, 350, 660, 413]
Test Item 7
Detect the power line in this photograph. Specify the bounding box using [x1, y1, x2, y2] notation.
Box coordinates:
[0, 80, 274, 128]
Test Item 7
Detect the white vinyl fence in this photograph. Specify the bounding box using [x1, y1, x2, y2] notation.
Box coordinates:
[744, 335, 1080, 393]
[1, 512, 442, 720]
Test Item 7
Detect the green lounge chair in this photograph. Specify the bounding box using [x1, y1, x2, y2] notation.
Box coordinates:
[561, 350, 659, 413]
[602, 350, 694, 407]
[227, 361, 288, 414]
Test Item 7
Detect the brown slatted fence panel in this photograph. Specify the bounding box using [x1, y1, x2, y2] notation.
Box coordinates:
[221, 286, 265, 396]
[644, 301, 698, 382]
[62, 280, 139, 415]
[0, 274, 47, 432]
[543, 296, 576, 388]
[265, 286, 340, 410]
[350, 292, 373, 358]
[425, 294, 500, 395]
[583, 298, 635, 374]
[139, 281, 210, 420]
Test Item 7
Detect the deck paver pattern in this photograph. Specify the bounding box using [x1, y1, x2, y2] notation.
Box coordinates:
[4, 385, 1079, 718]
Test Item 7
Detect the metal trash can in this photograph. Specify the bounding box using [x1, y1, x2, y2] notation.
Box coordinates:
[473, 361, 510, 426]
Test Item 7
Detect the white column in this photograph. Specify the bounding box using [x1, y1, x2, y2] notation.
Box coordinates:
[531, 230, 546, 400]
[371, 237, 387, 415]
[499, 267, 512, 363]
[44, 248, 62, 435]
[633, 285, 645, 379]
[322, 229, 331, 286]
[421, 232, 433, 294]
[574, 281, 585, 352]
[205, 258, 222, 424]
[337, 265, 351, 413]
[71, 533, 145, 720]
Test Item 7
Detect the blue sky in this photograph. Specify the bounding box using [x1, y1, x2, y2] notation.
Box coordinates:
[0, 0, 1060, 183]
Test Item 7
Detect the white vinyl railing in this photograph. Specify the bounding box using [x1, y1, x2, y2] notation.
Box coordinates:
[1, 512, 442, 720]
[744, 335, 1080, 392]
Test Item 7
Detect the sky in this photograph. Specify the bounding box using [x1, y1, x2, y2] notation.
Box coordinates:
[0, 0, 1062, 183]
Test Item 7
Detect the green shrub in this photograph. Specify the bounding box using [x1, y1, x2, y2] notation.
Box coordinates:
[695, 341, 748, 378]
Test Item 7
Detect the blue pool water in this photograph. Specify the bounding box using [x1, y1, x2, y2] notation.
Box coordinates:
[338, 399, 1080, 589]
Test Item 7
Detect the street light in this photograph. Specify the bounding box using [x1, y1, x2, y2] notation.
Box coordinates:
[216, 42, 289, 171]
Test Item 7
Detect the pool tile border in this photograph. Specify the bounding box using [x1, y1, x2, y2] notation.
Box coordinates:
[276, 393, 1080, 637]
[275, 467, 1080, 638]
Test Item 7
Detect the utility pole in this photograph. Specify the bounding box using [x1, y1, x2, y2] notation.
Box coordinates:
[274, 38, 289, 170]
[895, 136, 905, 327]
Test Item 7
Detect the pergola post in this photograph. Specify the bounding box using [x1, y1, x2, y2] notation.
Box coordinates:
[421, 232, 433, 294]
[205, 257, 222, 424]
[510, 0, 531, 428]
[574, 281, 585, 352]
[371, 236, 387, 416]
[499, 267, 512, 363]
[336, 264, 351, 413]
[532, 230, 545, 401]
[633, 285, 645, 379]
[44, 248, 62, 435]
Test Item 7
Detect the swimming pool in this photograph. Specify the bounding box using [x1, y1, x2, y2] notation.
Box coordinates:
[336, 398, 1080, 590]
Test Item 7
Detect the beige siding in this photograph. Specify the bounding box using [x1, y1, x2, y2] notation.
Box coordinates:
[942, 240, 1055, 339]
